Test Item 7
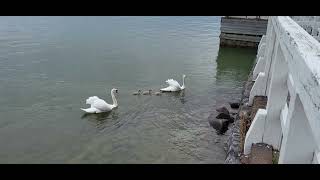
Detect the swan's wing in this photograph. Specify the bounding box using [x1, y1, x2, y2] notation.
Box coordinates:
[81, 107, 98, 113]
[166, 79, 181, 88]
[160, 86, 179, 92]
[86, 96, 100, 105]
[92, 99, 113, 111]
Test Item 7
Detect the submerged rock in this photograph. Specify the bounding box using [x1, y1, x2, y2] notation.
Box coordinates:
[230, 112, 237, 116]
[216, 106, 234, 122]
[229, 116, 235, 123]
[216, 106, 230, 115]
[229, 102, 240, 109]
[216, 113, 231, 120]
[208, 116, 229, 134]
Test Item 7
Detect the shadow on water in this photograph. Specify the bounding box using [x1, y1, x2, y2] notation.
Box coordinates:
[215, 47, 256, 85]
[162, 90, 186, 104]
[208, 46, 257, 136]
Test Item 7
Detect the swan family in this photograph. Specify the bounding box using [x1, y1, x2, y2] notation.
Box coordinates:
[81, 74, 187, 113]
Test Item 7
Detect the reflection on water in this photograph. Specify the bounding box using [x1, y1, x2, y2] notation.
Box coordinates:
[81, 111, 112, 121]
[81, 111, 120, 132]
[215, 47, 257, 87]
[161, 90, 186, 104]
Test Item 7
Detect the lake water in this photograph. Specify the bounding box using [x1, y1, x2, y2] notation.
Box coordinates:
[0, 16, 256, 163]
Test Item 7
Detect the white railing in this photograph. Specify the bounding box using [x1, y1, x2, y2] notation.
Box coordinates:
[244, 16, 320, 164]
[291, 16, 320, 42]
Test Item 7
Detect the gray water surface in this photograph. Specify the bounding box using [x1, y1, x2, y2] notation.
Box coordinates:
[0, 16, 256, 163]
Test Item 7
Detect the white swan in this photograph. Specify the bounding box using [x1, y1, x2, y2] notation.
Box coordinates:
[160, 74, 186, 92]
[81, 88, 118, 113]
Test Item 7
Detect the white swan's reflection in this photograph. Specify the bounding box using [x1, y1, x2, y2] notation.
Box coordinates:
[81, 111, 119, 131]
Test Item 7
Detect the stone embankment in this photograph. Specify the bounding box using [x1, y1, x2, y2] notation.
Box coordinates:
[208, 56, 274, 164]
[220, 63, 271, 164]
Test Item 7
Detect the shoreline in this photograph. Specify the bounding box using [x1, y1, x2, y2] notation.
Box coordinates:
[224, 57, 256, 164]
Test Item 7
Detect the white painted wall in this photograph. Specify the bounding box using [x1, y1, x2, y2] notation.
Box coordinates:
[244, 16, 320, 164]
[244, 109, 267, 154]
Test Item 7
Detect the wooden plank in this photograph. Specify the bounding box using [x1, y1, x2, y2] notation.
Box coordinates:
[219, 17, 268, 47]
[221, 21, 268, 26]
[220, 28, 266, 36]
[221, 19, 268, 26]
[226, 16, 269, 20]
[221, 24, 268, 29]
[221, 23, 268, 29]
[222, 17, 268, 22]
[221, 25, 268, 30]
[220, 17, 268, 37]
[220, 33, 262, 42]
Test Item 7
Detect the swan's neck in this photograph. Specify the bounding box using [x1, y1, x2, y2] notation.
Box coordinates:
[181, 76, 185, 89]
[111, 90, 118, 108]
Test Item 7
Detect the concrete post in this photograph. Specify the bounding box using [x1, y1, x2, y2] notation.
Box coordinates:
[278, 95, 316, 163]
[262, 42, 288, 150]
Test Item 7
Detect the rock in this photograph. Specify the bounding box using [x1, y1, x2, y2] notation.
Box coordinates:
[216, 113, 231, 119]
[229, 116, 235, 123]
[216, 106, 229, 115]
[208, 118, 229, 134]
[230, 112, 237, 116]
[229, 102, 240, 109]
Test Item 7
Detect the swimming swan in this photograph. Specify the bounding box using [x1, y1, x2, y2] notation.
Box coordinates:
[81, 88, 118, 113]
[160, 74, 186, 92]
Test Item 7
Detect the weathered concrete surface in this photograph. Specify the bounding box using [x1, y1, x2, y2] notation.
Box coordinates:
[240, 143, 273, 164]
[290, 16, 320, 42]
[250, 143, 273, 164]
